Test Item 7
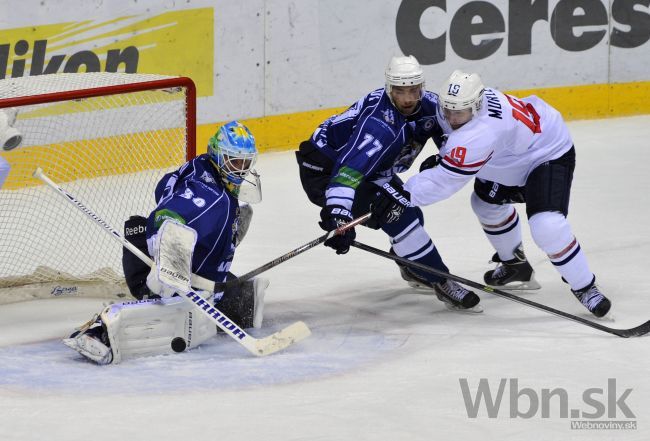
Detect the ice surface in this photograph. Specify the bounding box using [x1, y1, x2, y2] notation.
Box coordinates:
[1, 116, 649, 441]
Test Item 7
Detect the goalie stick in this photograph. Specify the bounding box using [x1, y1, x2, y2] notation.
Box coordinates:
[33, 167, 311, 356]
[351, 241, 650, 338]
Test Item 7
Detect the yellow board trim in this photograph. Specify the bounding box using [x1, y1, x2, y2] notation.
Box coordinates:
[1, 128, 185, 190]
[197, 81, 650, 154]
[3, 81, 648, 187]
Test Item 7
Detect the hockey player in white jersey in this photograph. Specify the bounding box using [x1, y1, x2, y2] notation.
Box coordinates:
[63, 121, 268, 364]
[389, 70, 610, 317]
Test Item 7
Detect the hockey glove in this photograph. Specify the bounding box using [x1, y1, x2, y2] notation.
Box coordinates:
[319, 205, 356, 255]
[419, 154, 441, 172]
[368, 181, 412, 229]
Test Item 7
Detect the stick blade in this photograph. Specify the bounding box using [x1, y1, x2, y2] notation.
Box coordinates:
[247, 321, 312, 356]
[616, 319, 650, 338]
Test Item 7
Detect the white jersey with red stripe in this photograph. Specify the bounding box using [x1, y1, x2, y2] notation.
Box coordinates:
[405, 88, 574, 206]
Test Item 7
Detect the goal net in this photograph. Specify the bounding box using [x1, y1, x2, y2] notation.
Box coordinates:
[0, 72, 196, 304]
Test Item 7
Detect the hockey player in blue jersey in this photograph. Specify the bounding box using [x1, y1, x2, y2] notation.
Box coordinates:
[295, 55, 480, 311]
[62, 121, 268, 364]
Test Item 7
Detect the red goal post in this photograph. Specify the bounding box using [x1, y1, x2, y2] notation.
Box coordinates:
[0, 73, 197, 304]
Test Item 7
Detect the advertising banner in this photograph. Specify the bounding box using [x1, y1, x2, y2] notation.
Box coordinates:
[0, 0, 648, 152]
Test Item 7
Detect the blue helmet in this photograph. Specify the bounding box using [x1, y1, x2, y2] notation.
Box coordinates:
[208, 121, 257, 191]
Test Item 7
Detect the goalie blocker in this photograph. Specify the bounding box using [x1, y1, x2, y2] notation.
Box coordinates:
[64, 212, 264, 365]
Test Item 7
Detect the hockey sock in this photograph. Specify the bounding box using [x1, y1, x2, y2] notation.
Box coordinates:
[471, 193, 522, 261]
[529, 212, 594, 290]
[390, 219, 447, 284]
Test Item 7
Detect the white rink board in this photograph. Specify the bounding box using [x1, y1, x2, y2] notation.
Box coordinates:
[1, 0, 648, 121]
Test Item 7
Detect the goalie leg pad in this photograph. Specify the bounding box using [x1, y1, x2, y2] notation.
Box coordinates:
[100, 296, 217, 363]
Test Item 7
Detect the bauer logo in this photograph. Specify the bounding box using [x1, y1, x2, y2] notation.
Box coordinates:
[459, 377, 637, 429]
[0, 7, 213, 96]
[160, 267, 190, 284]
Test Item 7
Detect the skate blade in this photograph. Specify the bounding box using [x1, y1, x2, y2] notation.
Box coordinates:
[444, 303, 484, 314]
[487, 279, 542, 290]
[406, 280, 434, 290]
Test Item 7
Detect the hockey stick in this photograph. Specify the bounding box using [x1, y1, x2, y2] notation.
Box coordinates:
[351, 241, 650, 338]
[33, 167, 311, 356]
[213, 213, 372, 291]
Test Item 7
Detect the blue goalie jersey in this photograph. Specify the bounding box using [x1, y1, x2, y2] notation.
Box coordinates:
[146, 154, 240, 284]
[311, 88, 443, 210]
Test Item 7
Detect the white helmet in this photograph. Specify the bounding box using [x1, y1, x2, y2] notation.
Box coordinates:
[438, 70, 484, 115]
[385, 55, 425, 94]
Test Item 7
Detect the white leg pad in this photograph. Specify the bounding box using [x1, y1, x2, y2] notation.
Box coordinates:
[102, 296, 217, 363]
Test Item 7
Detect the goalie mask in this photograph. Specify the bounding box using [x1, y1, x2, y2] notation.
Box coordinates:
[385, 55, 425, 116]
[208, 121, 262, 203]
[438, 70, 484, 129]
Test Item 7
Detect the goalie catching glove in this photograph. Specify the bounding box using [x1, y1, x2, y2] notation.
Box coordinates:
[368, 181, 413, 228]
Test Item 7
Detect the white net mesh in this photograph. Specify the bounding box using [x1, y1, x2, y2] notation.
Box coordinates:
[0, 72, 194, 303]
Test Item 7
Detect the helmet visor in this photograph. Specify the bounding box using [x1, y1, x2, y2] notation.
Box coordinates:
[443, 107, 473, 127]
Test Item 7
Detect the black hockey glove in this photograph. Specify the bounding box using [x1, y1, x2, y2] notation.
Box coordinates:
[319, 205, 356, 255]
[419, 154, 441, 172]
[368, 181, 412, 229]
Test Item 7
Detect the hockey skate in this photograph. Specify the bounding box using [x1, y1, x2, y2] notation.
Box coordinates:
[399, 265, 482, 313]
[484, 244, 541, 290]
[62, 314, 113, 365]
[572, 277, 611, 318]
